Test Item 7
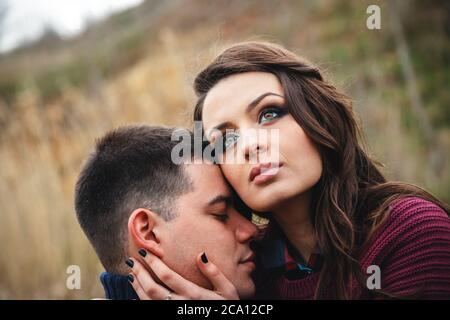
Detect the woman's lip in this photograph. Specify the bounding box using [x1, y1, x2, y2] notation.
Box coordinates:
[249, 167, 261, 182]
[249, 163, 283, 184]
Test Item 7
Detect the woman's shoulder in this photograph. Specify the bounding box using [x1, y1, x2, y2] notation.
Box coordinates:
[378, 196, 448, 241]
[360, 196, 450, 266]
[360, 196, 450, 298]
[389, 196, 448, 220]
[385, 196, 449, 236]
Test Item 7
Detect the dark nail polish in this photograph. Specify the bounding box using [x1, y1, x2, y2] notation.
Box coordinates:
[201, 252, 208, 264]
[125, 258, 134, 268]
[138, 248, 147, 257]
[127, 274, 134, 283]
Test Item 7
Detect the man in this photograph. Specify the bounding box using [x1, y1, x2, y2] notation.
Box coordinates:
[74, 125, 257, 299]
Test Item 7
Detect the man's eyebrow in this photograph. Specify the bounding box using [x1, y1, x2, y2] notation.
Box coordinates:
[208, 92, 284, 136]
[206, 194, 232, 207]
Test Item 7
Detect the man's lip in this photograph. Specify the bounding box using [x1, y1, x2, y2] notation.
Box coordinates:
[248, 162, 283, 182]
[240, 252, 256, 264]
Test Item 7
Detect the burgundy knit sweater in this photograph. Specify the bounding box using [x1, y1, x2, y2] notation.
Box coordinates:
[255, 197, 450, 299]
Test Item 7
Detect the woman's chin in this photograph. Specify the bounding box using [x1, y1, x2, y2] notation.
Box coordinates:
[243, 185, 289, 212]
[244, 185, 309, 214]
[245, 199, 279, 214]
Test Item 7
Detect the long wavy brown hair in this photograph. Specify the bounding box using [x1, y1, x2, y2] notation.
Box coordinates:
[192, 41, 449, 299]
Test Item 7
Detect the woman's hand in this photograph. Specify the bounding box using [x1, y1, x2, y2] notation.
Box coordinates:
[126, 249, 240, 300]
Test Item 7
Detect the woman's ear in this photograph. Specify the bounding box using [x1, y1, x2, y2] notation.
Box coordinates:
[127, 208, 164, 258]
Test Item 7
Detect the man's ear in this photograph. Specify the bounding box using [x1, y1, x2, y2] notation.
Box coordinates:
[127, 208, 164, 258]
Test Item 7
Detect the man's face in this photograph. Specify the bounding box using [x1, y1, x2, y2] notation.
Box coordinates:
[158, 163, 257, 299]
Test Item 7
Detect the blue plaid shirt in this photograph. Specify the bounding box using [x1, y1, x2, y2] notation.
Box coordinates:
[254, 222, 323, 280]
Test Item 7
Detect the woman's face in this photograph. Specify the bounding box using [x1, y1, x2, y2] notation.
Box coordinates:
[202, 71, 323, 212]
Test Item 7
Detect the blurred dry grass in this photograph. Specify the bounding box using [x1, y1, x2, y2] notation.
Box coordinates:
[0, 0, 448, 298]
[0, 30, 199, 298]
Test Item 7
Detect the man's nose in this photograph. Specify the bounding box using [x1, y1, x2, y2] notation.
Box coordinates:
[236, 217, 258, 244]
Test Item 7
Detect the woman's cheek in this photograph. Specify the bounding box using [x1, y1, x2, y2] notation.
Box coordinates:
[221, 164, 246, 192]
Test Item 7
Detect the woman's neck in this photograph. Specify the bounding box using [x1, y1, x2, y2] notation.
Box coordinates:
[271, 191, 317, 262]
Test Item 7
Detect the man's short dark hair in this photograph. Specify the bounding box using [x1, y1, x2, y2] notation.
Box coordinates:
[74, 125, 194, 274]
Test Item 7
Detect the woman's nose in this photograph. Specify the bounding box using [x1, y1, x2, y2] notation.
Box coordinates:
[240, 130, 267, 163]
[244, 142, 260, 162]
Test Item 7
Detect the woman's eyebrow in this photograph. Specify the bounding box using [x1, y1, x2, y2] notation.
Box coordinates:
[245, 92, 284, 114]
[208, 92, 284, 135]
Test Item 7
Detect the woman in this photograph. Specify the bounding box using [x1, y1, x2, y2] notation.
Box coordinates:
[128, 41, 450, 299]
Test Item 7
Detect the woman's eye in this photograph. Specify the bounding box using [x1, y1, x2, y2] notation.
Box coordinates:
[223, 132, 240, 150]
[258, 107, 284, 124]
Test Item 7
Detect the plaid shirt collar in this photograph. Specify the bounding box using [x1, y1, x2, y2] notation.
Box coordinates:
[255, 221, 323, 279]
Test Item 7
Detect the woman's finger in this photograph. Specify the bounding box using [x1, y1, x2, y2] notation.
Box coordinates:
[137, 248, 201, 298]
[196, 252, 239, 299]
[128, 271, 183, 300]
[127, 273, 151, 300]
[127, 258, 178, 300]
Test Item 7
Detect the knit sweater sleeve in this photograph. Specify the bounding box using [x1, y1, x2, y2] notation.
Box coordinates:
[360, 197, 450, 299]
